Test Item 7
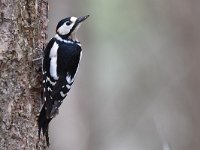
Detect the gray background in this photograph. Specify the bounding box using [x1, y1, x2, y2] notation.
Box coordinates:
[48, 0, 200, 149]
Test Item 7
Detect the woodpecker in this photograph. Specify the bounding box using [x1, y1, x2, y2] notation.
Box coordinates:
[38, 15, 89, 146]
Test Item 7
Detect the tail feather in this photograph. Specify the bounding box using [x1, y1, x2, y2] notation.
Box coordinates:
[38, 105, 52, 146]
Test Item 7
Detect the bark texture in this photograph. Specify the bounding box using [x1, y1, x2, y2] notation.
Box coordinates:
[0, 0, 48, 149]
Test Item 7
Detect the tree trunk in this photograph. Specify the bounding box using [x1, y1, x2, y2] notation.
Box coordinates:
[0, 0, 48, 149]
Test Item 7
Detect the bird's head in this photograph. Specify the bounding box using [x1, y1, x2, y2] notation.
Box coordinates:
[56, 15, 89, 41]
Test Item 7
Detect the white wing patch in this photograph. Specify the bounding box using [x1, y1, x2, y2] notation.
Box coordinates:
[49, 42, 59, 80]
[50, 57, 58, 80]
[49, 42, 59, 57]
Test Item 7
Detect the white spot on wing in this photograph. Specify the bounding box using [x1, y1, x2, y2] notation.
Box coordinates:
[66, 84, 71, 89]
[66, 74, 72, 84]
[48, 87, 52, 92]
[43, 71, 47, 75]
[60, 91, 67, 97]
[47, 77, 56, 86]
[71, 77, 75, 83]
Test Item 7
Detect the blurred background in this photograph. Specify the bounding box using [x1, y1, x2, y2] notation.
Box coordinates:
[48, 0, 200, 150]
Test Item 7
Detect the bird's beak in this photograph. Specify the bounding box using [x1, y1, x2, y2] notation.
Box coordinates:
[75, 15, 90, 25]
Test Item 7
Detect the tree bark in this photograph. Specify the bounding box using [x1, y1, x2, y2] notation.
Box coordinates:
[0, 0, 48, 149]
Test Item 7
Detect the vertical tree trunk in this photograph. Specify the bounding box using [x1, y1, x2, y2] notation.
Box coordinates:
[0, 0, 48, 149]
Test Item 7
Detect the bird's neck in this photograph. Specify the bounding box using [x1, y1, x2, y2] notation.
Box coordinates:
[56, 33, 69, 40]
[55, 34, 81, 45]
[56, 32, 79, 43]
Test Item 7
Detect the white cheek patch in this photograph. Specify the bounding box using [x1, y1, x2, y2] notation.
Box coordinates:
[57, 17, 77, 35]
[57, 24, 71, 35]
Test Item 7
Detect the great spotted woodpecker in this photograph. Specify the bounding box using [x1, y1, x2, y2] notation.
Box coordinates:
[38, 15, 89, 146]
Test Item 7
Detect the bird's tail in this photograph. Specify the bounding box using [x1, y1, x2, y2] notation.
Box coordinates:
[38, 105, 52, 146]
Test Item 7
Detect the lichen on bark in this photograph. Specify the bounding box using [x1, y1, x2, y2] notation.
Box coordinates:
[0, 0, 48, 149]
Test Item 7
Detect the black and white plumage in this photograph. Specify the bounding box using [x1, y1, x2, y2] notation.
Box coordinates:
[38, 15, 89, 146]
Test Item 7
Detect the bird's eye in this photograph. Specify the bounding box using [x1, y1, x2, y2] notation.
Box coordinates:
[66, 21, 71, 26]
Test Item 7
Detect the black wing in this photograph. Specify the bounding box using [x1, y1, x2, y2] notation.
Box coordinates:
[45, 40, 82, 118]
[39, 38, 82, 145]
